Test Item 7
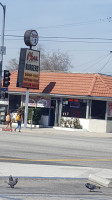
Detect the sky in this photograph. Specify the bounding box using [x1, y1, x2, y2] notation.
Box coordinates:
[0, 0, 112, 75]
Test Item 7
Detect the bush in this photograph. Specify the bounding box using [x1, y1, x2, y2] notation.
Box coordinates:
[73, 118, 82, 129]
[60, 117, 82, 129]
[32, 108, 42, 125]
[18, 106, 42, 125]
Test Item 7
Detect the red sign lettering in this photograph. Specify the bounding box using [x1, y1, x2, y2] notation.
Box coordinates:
[27, 52, 38, 62]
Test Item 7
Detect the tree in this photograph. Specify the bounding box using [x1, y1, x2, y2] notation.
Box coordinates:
[40, 50, 73, 72]
[5, 48, 72, 72]
[5, 58, 19, 72]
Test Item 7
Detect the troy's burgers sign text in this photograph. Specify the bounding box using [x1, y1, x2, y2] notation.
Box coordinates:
[17, 48, 40, 89]
[23, 49, 40, 88]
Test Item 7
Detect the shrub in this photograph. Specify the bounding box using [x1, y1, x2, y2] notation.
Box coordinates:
[73, 118, 82, 129]
[32, 108, 42, 125]
[18, 106, 42, 125]
[60, 118, 82, 129]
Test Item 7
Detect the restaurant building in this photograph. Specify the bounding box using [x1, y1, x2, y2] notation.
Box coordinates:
[1, 71, 112, 133]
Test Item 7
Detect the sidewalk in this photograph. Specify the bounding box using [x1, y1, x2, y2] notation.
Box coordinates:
[0, 162, 112, 179]
[0, 123, 112, 138]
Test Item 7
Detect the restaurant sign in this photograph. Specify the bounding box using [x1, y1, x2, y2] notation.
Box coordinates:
[17, 48, 40, 89]
[23, 96, 50, 108]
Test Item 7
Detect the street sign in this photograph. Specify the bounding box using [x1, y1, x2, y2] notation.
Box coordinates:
[0, 46, 6, 55]
[1, 88, 8, 91]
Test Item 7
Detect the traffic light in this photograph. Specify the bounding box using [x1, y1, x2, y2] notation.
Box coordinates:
[3, 70, 10, 87]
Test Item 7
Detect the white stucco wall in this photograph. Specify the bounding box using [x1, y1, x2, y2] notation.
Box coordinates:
[106, 120, 112, 133]
[77, 118, 112, 133]
[79, 118, 107, 133]
[88, 119, 106, 133]
[79, 119, 89, 130]
[60, 117, 108, 133]
[60, 117, 112, 133]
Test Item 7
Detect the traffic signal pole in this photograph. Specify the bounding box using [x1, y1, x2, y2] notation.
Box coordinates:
[0, 3, 6, 91]
[3, 70, 10, 87]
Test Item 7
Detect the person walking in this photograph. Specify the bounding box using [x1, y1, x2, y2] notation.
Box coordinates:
[5, 111, 12, 131]
[15, 110, 23, 132]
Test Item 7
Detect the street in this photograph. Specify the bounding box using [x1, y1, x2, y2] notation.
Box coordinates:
[0, 128, 112, 169]
[0, 128, 112, 199]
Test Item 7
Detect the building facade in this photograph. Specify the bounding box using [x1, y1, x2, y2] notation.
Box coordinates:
[1, 71, 112, 133]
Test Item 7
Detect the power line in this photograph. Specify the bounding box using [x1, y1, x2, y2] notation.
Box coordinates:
[3, 34, 112, 41]
[39, 39, 112, 43]
[3, 39, 112, 43]
[81, 53, 111, 72]
[97, 54, 112, 73]
[74, 53, 110, 69]
[5, 17, 112, 31]
[40, 36, 112, 40]
[0, 34, 112, 44]
[4, 34, 23, 38]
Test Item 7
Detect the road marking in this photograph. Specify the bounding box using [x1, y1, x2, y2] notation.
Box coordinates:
[0, 158, 112, 162]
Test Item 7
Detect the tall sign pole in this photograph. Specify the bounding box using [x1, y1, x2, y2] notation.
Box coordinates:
[24, 30, 39, 128]
[0, 3, 6, 91]
[17, 30, 39, 128]
[24, 88, 29, 128]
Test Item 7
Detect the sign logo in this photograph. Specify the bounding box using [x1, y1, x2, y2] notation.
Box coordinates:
[24, 30, 38, 47]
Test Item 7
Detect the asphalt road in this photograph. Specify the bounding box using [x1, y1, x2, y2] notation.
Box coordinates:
[0, 128, 112, 199]
[0, 128, 112, 169]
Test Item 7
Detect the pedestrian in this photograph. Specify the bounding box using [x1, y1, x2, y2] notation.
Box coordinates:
[15, 110, 23, 132]
[5, 111, 12, 131]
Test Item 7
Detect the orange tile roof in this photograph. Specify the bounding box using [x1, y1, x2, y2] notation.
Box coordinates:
[6, 71, 112, 98]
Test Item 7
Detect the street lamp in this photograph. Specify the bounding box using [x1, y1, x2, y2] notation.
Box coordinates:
[0, 2, 6, 90]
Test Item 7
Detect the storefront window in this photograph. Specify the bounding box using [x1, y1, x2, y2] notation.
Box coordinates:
[62, 99, 87, 118]
[91, 100, 106, 119]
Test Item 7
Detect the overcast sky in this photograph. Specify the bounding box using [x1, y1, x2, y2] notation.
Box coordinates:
[0, 0, 112, 74]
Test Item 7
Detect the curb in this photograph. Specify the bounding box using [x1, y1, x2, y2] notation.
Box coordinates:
[88, 174, 112, 187]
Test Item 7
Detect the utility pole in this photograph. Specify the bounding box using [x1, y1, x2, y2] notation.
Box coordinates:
[0, 2, 6, 91]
